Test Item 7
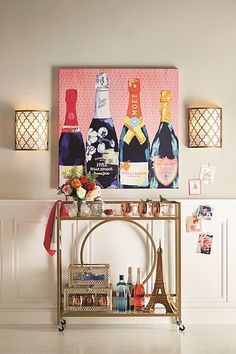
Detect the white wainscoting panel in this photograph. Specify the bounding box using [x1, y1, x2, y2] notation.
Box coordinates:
[0, 199, 236, 324]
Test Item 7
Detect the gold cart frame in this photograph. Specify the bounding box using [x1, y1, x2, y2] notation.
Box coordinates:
[56, 200, 183, 330]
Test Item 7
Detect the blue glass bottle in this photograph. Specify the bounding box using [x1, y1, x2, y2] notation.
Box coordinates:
[116, 275, 127, 313]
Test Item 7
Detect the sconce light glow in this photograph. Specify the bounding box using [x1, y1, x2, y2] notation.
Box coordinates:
[188, 107, 222, 148]
[15, 110, 49, 150]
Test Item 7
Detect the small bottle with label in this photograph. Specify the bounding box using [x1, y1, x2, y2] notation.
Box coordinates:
[116, 275, 127, 313]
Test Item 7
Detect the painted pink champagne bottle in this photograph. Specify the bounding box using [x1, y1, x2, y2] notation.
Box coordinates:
[59, 89, 85, 186]
[119, 78, 150, 188]
[86, 73, 118, 188]
[150, 90, 179, 189]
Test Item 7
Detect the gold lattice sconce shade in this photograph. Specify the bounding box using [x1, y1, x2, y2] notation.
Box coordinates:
[188, 107, 222, 148]
[15, 110, 49, 150]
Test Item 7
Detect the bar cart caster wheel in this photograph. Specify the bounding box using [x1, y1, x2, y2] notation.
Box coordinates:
[60, 319, 66, 326]
[178, 323, 185, 331]
[57, 324, 65, 332]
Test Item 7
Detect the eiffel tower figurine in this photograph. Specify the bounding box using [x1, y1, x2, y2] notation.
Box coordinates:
[144, 240, 174, 313]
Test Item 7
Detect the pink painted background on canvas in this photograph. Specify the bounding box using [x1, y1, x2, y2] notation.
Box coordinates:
[59, 68, 178, 143]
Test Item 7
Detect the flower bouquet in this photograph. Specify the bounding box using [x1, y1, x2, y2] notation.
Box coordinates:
[58, 167, 101, 216]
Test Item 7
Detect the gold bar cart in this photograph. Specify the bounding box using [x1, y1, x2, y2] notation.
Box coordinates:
[56, 200, 184, 331]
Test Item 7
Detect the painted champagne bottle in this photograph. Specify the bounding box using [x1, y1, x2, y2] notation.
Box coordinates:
[150, 90, 179, 189]
[59, 89, 85, 186]
[86, 73, 118, 189]
[119, 78, 150, 188]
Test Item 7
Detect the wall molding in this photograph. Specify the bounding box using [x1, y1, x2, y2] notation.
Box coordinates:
[0, 199, 236, 324]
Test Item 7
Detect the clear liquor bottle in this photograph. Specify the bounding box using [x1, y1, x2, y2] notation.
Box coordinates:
[133, 268, 145, 311]
[116, 275, 127, 313]
[150, 90, 179, 189]
[59, 89, 85, 186]
[127, 267, 134, 312]
[86, 73, 118, 189]
[119, 78, 150, 188]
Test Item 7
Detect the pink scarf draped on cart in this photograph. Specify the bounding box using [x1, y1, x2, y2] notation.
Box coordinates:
[44, 200, 69, 256]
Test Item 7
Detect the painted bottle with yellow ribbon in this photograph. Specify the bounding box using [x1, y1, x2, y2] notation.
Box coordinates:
[150, 90, 179, 189]
[119, 78, 150, 188]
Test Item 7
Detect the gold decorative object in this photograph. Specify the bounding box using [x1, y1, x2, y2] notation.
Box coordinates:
[79, 218, 157, 285]
[188, 107, 222, 148]
[144, 240, 175, 313]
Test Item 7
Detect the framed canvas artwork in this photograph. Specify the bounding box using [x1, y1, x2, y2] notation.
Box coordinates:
[58, 68, 179, 189]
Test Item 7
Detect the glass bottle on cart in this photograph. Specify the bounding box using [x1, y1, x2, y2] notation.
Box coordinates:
[134, 268, 145, 311]
[59, 88, 85, 186]
[119, 78, 150, 188]
[150, 90, 179, 189]
[86, 72, 119, 189]
[127, 266, 134, 312]
[116, 275, 127, 313]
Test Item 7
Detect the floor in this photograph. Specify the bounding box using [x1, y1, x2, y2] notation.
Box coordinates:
[0, 324, 236, 354]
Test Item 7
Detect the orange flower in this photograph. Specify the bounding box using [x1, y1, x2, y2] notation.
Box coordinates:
[71, 178, 81, 189]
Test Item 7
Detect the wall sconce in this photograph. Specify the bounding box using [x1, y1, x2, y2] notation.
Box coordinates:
[15, 110, 49, 150]
[188, 107, 222, 148]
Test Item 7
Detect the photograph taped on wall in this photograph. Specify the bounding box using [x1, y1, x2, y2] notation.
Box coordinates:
[186, 216, 202, 232]
[58, 68, 179, 189]
[197, 205, 213, 220]
[197, 233, 213, 255]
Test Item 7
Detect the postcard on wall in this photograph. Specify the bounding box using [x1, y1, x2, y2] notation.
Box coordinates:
[58, 68, 179, 189]
[197, 205, 213, 220]
[186, 216, 202, 232]
[197, 233, 213, 255]
[200, 164, 216, 184]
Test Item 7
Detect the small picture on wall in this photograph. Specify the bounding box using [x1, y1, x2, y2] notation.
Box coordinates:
[197, 205, 213, 220]
[197, 233, 213, 255]
[200, 164, 216, 184]
[188, 179, 201, 195]
[186, 216, 202, 232]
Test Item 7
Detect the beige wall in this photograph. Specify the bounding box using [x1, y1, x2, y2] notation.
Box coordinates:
[0, 0, 235, 199]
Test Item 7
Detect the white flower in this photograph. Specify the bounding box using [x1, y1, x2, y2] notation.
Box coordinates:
[86, 145, 96, 162]
[97, 142, 106, 154]
[87, 128, 98, 145]
[98, 127, 108, 138]
[110, 139, 115, 148]
[76, 186, 86, 199]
